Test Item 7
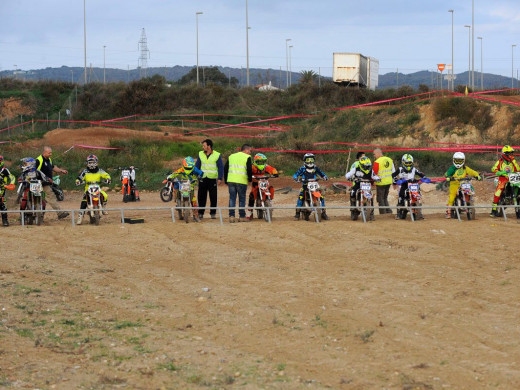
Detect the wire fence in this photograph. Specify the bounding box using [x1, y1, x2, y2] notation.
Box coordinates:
[3, 203, 517, 227]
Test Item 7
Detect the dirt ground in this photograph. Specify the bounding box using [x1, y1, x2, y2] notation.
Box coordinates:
[1, 178, 520, 389]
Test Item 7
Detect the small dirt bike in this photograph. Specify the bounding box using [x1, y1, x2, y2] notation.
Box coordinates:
[495, 172, 520, 219]
[252, 175, 275, 222]
[350, 178, 374, 221]
[450, 177, 477, 220]
[77, 180, 109, 225]
[396, 178, 430, 221]
[119, 167, 139, 203]
[297, 178, 322, 222]
[175, 178, 197, 223]
[160, 174, 174, 202]
[18, 179, 45, 225]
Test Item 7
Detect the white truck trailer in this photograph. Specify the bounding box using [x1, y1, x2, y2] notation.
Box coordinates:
[332, 53, 379, 90]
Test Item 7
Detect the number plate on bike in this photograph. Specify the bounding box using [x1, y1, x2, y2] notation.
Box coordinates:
[509, 173, 520, 184]
[259, 180, 268, 190]
[180, 182, 190, 192]
[360, 182, 371, 191]
[30, 182, 42, 193]
[461, 182, 472, 191]
[308, 182, 319, 191]
[409, 184, 419, 192]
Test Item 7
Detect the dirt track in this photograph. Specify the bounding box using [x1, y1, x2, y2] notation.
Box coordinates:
[1, 181, 520, 389]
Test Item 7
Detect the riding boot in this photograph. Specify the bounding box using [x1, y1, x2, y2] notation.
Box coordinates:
[321, 210, 329, 220]
[102, 202, 108, 215]
[294, 210, 300, 220]
[2, 214, 9, 227]
[77, 212, 83, 225]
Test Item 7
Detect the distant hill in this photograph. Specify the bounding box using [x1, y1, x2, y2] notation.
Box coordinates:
[378, 70, 514, 90]
[1, 65, 515, 90]
[1, 65, 303, 88]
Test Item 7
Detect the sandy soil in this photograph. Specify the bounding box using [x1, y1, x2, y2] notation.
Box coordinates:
[1, 179, 520, 389]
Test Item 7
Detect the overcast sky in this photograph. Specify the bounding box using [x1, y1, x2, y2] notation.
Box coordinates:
[1, 0, 520, 77]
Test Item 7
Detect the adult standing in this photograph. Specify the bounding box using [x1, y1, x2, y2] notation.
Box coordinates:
[372, 148, 395, 214]
[224, 144, 252, 223]
[195, 139, 223, 220]
[36, 146, 69, 219]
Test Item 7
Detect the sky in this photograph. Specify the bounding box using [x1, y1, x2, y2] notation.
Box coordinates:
[1, 0, 520, 78]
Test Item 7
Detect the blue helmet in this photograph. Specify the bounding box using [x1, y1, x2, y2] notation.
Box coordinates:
[21, 157, 36, 173]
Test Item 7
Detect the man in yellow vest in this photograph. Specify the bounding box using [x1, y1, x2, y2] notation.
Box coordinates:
[224, 144, 253, 223]
[195, 139, 223, 220]
[35, 146, 70, 220]
[372, 148, 395, 214]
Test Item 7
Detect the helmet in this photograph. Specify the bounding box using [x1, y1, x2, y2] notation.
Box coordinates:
[359, 156, 372, 174]
[0, 155, 4, 169]
[303, 153, 315, 169]
[501, 145, 515, 162]
[402, 154, 414, 172]
[253, 153, 267, 171]
[453, 152, 465, 169]
[182, 156, 195, 173]
[87, 154, 98, 170]
[21, 157, 36, 173]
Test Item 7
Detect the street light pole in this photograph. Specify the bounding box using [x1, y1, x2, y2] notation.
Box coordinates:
[103, 45, 106, 85]
[471, 0, 475, 90]
[464, 25, 471, 88]
[477, 37, 483, 90]
[289, 45, 293, 86]
[196, 12, 203, 86]
[448, 10, 454, 91]
[513, 44, 517, 89]
[285, 39, 291, 88]
[245, 0, 249, 87]
[83, 0, 87, 84]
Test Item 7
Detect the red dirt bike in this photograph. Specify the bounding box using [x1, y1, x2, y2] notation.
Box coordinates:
[396, 178, 430, 221]
[251, 175, 276, 222]
[18, 178, 46, 226]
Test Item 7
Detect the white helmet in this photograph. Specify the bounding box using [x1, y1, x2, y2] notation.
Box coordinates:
[453, 152, 465, 169]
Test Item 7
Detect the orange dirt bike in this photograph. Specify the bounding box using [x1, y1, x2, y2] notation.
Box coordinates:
[450, 177, 477, 220]
[119, 167, 139, 203]
[251, 175, 276, 222]
[297, 178, 323, 222]
[494, 172, 520, 219]
[160, 174, 174, 202]
[396, 177, 430, 221]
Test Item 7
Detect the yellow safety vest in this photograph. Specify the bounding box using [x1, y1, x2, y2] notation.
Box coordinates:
[375, 156, 394, 186]
[227, 152, 250, 185]
[199, 150, 220, 179]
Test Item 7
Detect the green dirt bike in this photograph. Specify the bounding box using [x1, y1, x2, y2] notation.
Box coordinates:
[495, 172, 520, 219]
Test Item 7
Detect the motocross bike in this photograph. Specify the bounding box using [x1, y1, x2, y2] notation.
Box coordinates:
[77, 180, 108, 225]
[160, 174, 174, 202]
[18, 179, 45, 226]
[175, 178, 197, 223]
[450, 177, 477, 220]
[495, 172, 520, 219]
[297, 178, 322, 222]
[51, 175, 65, 201]
[350, 179, 374, 221]
[252, 175, 275, 222]
[120, 167, 138, 203]
[396, 178, 430, 221]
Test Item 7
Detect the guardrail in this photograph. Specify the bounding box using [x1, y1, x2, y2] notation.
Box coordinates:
[2, 203, 516, 226]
